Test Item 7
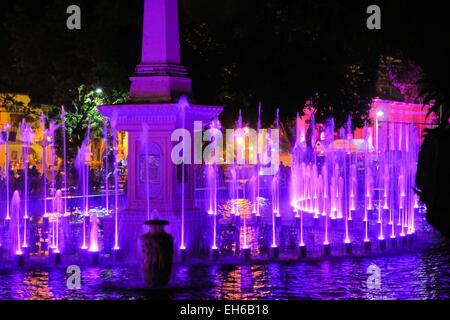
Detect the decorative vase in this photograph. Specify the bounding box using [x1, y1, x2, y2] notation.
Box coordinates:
[140, 220, 174, 288]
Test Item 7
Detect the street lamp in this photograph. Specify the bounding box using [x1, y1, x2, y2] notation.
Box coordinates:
[375, 110, 384, 152]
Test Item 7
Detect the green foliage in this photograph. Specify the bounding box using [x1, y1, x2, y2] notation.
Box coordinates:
[56, 85, 128, 161]
[419, 74, 450, 127]
[0, 93, 41, 130]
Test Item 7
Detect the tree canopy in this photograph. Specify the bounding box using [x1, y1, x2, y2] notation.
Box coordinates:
[1, 0, 449, 132]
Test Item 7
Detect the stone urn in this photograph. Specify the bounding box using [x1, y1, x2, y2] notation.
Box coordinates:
[140, 220, 174, 288]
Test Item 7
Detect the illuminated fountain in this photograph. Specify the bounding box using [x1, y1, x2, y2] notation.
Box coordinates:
[270, 109, 280, 259]
[340, 127, 351, 250]
[0, 0, 432, 270]
[111, 118, 120, 252]
[3, 123, 11, 221]
[179, 97, 187, 260]
[0, 103, 430, 268]
[75, 122, 92, 251]
[19, 120, 34, 250]
[51, 190, 63, 264]
[322, 118, 335, 256]
[61, 106, 68, 217]
[363, 126, 373, 250]
[9, 191, 23, 267]
[291, 113, 307, 257]
[206, 119, 221, 260]
[236, 111, 252, 259]
[89, 209, 100, 263]
[196, 104, 425, 261]
[0, 97, 427, 269]
[309, 113, 319, 219]
[229, 164, 238, 216]
[255, 103, 262, 218]
[40, 114, 49, 219]
[231, 110, 244, 218]
[103, 121, 110, 218]
[48, 120, 60, 249]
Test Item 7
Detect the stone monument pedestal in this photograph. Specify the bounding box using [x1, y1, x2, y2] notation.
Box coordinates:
[98, 0, 222, 260]
[98, 104, 222, 260]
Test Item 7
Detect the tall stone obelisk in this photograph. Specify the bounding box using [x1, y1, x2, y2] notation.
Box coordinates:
[98, 0, 222, 258]
[129, 0, 192, 102]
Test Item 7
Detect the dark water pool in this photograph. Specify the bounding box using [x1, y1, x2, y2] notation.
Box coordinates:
[0, 242, 449, 300]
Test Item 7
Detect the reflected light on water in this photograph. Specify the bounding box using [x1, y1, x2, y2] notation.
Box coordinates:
[0, 243, 449, 300]
[18, 271, 54, 300]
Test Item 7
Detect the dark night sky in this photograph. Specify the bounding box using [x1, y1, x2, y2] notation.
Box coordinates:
[1, 1, 449, 76]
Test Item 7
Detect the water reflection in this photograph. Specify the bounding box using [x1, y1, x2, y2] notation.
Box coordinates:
[0, 243, 449, 300]
[12, 271, 54, 300]
[211, 265, 273, 300]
